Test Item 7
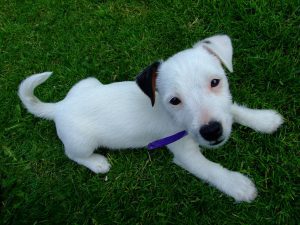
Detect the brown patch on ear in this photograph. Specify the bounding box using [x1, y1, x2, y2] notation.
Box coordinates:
[151, 70, 157, 103]
[202, 40, 211, 44]
[203, 45, 222, 64]
[136, 61, 161, 106]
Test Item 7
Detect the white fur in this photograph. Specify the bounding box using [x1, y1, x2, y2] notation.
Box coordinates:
[231, 103, 283, 133]
[18, 35, 283, 202]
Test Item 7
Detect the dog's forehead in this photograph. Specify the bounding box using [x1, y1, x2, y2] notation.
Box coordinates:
[158, 47, 226, 89]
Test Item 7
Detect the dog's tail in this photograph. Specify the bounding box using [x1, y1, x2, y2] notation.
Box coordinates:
[18, 72, 56, 120]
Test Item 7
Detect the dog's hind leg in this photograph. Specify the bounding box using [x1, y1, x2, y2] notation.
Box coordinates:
[63, 138, 111, 174]
[231, 103, 283, 133]
[66, 152, 111, 174]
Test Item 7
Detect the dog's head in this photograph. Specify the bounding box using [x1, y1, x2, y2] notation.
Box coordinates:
[136, 35, 233, 148]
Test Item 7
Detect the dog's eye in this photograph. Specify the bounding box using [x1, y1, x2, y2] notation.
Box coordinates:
[211, 79, 220, 88]
[169, 97, 181, 105]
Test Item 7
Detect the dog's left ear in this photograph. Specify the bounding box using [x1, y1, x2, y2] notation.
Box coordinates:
[193, 35, 233, 72]
[136, 61, 161, 106]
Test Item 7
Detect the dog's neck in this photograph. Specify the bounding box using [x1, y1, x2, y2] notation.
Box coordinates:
[147, 130, 188, 150]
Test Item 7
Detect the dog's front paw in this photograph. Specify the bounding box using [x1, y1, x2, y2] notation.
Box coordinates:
[232, 104, 283, 134]
[255, 110, 283, 133]
[221, 171, 257, 202]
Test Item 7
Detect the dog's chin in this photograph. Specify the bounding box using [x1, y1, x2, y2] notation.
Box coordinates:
[199, 138, 227, 149]
[190, 132, 229, 149]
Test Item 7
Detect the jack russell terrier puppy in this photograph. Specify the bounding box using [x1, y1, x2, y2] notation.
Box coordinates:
[19, 35, 283, 202]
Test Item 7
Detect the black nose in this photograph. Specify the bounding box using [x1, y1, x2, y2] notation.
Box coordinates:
[199, 121, 223, 141]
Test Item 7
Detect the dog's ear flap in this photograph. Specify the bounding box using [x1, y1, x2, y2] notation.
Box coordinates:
[136, 61, 161, 106]
[194, 35, 233, 72]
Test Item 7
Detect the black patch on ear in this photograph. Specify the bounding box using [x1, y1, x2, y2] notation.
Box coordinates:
[136, 61, 161, 106]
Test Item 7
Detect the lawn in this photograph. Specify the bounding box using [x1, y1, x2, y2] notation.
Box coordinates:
[0, 0, 299, 224]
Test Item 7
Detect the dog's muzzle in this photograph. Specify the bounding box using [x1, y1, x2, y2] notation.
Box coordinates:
[199, 121, 223, 145]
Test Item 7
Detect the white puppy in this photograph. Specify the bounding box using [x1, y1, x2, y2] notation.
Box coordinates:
[18, 35, 283, 202]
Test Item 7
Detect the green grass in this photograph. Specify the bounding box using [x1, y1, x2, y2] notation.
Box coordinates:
[1, 0, 299, 224]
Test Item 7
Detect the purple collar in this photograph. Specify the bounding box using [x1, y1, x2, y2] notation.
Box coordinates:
[147, 130, 188, 150]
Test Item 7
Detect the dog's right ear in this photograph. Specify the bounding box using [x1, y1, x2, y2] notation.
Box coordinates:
[193, 35, 233, 72]
[136, 61, 161, 106]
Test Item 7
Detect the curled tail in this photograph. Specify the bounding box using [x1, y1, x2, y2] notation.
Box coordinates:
[18, 72, 56, 120]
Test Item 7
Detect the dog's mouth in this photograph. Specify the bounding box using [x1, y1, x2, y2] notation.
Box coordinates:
[210, 139, 225, 146]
